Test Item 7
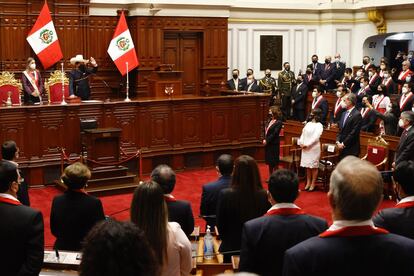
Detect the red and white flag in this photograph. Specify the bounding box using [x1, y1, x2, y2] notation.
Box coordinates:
[107, 11, 139, 76]
[26, 1, 63, 69]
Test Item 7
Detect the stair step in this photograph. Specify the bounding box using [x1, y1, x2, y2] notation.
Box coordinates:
[90, 166, 129, 179]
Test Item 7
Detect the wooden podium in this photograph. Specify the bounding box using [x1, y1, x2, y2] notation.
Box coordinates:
[83, 128, 121, 168]
[149, 64, 183, 97]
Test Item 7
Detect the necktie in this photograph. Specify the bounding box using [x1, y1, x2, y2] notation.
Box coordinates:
[343, 110, 350, 127]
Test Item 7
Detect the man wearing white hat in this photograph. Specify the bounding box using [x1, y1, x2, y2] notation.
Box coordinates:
[69, 54, 98, 100]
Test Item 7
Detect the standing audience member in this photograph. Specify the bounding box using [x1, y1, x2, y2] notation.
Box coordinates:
[309, 87, 328, 126]
[372, 101, 400, 136]
[394, 60, 413, 93]
[291, 74, 308, 122]
[356, 76, 371, 109]
[283, 156, 414, 276]
[333, 53, 346, 83]
[331, 87, 346, 125]
[50, 162, 105, 251]
[22, 57, 44, 104]
[398, 83, 414, 113]
[298, 108, 324, 192]
[374, 161, 414, 239]
[336, 93, 362, 160]
[381, 69, 396, 94]
[217, 155, 271, 262]
[278, 62, 296, 119]
[360, 96, 377, 133]
[263, 106, 283, 177]
[151, 165, 195, 236]
[372, 84, 390, 114]
[1, 140, 30, 206]
[394, 111, 414, 167]
[0, 161, 44, 276]
[227, 69, 243, 91]
[131, 181, 192, 276]
[239, 169, 327, 276]
[240, 69, 260, 92]
[80, 220, 158, 276]
[200, 154, 234, 230]
[319, 56, 336, 91]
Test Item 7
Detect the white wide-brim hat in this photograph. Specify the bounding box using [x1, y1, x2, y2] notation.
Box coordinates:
[70, 54, 88, 65]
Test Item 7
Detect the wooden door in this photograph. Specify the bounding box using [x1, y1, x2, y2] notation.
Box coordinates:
[163, 32, 200, 95]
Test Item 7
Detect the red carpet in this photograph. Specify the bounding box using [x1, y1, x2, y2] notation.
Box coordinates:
[29, 164, 396, 249]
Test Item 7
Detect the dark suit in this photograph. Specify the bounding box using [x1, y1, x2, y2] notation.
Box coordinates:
[200, 175, 232, 230]
[217, 188, 271, 262]
[1, 160, 30, 206]
[374, 204, 414, 239]
[319, 63, 336, 90]
[360, 108, 377, 133]
[368, 74, 382, 93]
[240, 78, 261, 92]
[0, 200, 44, 276]
[264, 120, 283, 167]
[355, 87, 372, 110]
[283, 232, 414, 276]
[69, 66, 98, 100]
[167, 199, 195, 236]
[333, 61, 346, 81]
[227, 78, 243, 91]
[395, 126, 414, 165]
[291, 82, 308, 122]
[398, 93, 414, 112]
[50, 191, 105, 251]
[310, 97, 328, 126]
[239, 212, 327, 276]
[303, 73, 319, 90]
[308, 62, 323, 77]
[21, 71, 43, 104]
[374, 110, 399, 136]
[337, 107, 362, 159]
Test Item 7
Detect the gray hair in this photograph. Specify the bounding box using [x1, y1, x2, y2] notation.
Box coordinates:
[401, 111, 414, 125]
[345, 92, 357, 106]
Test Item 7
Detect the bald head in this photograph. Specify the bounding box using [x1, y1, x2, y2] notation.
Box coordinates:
[329, 156, 383, 221]
[150, 164, 176, 194]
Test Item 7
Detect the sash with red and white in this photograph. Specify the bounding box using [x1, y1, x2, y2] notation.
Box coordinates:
[398, 69, 412, 81]
[23, 70, 40, 93]
[306, 74, 313, 83]
[264, 203, 305, 217]
[379, 70, 384, 78]
[369, 73, 379, 85]
[395, 196, 414, 209]
[363, 63, 371, 71]
[266, 119, 276, 135]
[319, 220, 388, 238]
[360, 107, 371, 119]
[400, 92, 414, 111]
[373, 95, 389, 114]
[0, 193, 22, 206]
[357, 87, 367, 96]
[312, 96, 324, 109]
[334, 98, 343, 118]
[164, 194, 177, 202]
[382, 77, 393, 88]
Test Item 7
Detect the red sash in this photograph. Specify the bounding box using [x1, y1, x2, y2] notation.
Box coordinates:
[0, 196, 22, 206]
[358, 88, 366, 95]
[395, 201, 414, 209]
[264, 208, 305, 217]
[382, 78, 392, 88]
[266, 119, 276, 135]
[312, 96, 323, 109]
[369, 73, 379, 85]
[319, 225, 389, 238]
[400, 92, 414, 111]
[307, 74, 312, 82]
[360, 108, 371, 119]
[398, 69, 412, 81]
[334, 98, 342, 117]
[373, 95, 385, 110]
[164, 194, 177, 202]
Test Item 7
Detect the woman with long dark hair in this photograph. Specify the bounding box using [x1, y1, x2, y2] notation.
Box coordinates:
[263, 105, 283, 177]
[216, 155, 271, 262]
[130, 181, 192, 276]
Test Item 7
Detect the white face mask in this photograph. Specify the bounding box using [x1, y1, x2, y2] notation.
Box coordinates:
[406, 76, 411, 82]
[368, 71, 373, 77]
[360, 83, 365, 89]
[402, 87, 408, 94]
[383, 73, 389, 78]
[399, 119, 405, 128]
[336, 91, 342, 98]
[408, 54, 413, 59]
[247, 79, 252, 85]
[334, 58, 340, 62]
[312, 91, 318, 98]
[29, 63, 36, 70]
[340, 101, 347, 109]
[386, 105, 392, 112]
[356, 71, 362, 77]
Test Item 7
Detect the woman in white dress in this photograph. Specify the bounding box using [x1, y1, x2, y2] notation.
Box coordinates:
[298, 108, 324, 191]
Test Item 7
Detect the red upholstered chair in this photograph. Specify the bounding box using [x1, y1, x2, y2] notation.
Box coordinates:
[45, 70, 70, 104]
[0, 72, 22, 105]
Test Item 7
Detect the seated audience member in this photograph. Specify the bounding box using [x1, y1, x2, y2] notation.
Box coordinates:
[373, 101, 400, 136]
[200, 154, 234, 230]
[80, 219, 158, 276]
[227, 69, 243, 91]
[360, 96, 377, 133]
[217, 155, 271, 262]
[151, 165, 195, 236]
[0, 161, 44, 276]
[131, 181, 192, 276]
[1, 140, 30, 206]
[239, 169, 327, 276]
[374, 161, 414, 239]
[283, 156, 414, 276]
[50, 162, 105, 251]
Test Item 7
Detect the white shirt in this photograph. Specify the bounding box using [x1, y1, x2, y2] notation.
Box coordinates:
[399, 195, 414, 204]
[327, 219, 374, 231]
[268, 203, 300, 212]
[0, 193, 19, 201]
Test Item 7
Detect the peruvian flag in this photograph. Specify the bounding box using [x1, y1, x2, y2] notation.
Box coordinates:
[26, 1, 63, 69]
[107, 11, 139, 76]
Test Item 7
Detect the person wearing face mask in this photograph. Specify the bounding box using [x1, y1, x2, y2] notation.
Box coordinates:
[69, 54, 98, 100]
[362, 55, 374, 71]
[291, 75, 308, 122]
[372, 84, 390, 114]
[308, 87, 328, 126]
[336, 93, 362, 160]
[374, 160, 414, 239]
[302, 66, 319, 89]
[259, 69, 277, 95]
[318, 56, 336, 91]
[22, 57, 44, 104]
[381, 69, 396, 94]
[398, 83, 414, 113]
[394, 111, 414, 168]
[333, 53, 346, 83]
[227, 69, 243, 91]
[356, 77, 371, 109]
[331, 87, 346, 125]
[372, 101, 399, 136]
[240, 68, 260, 92]
[394, 60, 413, 93]
[307, 54, 322, 76]
[360, 96, 377, 133]
[379, 61, 387, 78]
[368, 66, 381, 93]
[340, 68, 358, 93]
[278, 62, 295, 119]
[263, 106, 283, 176]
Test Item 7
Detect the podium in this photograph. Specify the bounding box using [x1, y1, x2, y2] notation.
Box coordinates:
[149, 64, 183, 97]
[83, 128, 121, 168]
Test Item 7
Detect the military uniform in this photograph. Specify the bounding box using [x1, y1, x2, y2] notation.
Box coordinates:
[259, 76, 277, 94]
[278, 70, 295, 119]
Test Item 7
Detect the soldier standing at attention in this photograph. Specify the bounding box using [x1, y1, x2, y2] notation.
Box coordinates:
[259, 69, 277, 95]
[278, 62, 296, 120]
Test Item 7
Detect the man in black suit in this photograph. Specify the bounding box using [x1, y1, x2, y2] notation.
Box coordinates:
[200, 154, 234, 230]
[336, 93, 362, 160]
[151, 164, 195, 236]
[374, 160, 414, 239]
[360, 96, 377, 133]
[283, 156, 414, 276]
[319, 56, 336, 91]
[240, 68, 261, 92]
[333, 53, 346, 84]
[302, 66, 319, 90]
[308, 54, 323, 77]
[227, 69, 243, 91]
[69, 54, 98, 100]
[1, 140, 30, 206]
[394, 111, 414, 166]
[0, 161, 44, 276]
[291, 74, 308, 122]
[239, 169, 327, 276]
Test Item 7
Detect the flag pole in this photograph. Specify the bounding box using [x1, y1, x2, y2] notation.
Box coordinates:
[60, 62, 67, 105]
[124, 61, 131, 102]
